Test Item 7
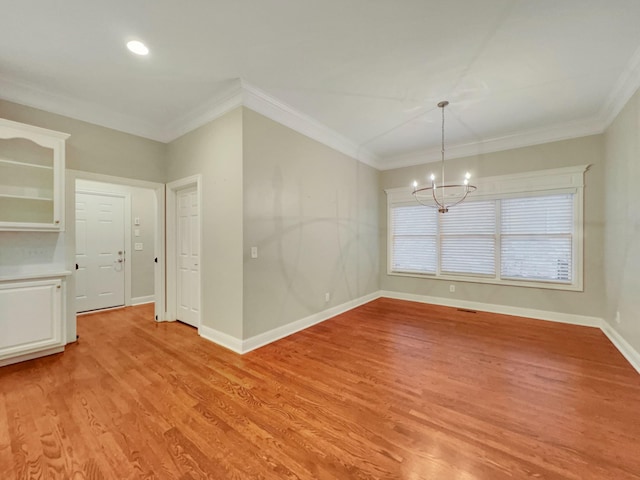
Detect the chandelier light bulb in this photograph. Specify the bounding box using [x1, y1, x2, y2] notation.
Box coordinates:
[465, 172, 471, 180]
[413, 180, 418, 188]
[430, 174, 436, 181]
[464, 179, 469, 185]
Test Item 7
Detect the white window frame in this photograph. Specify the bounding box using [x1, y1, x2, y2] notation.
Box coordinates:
[385, 165, 589, 291]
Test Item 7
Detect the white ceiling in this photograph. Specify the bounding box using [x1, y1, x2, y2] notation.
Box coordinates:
[2, 0, 640, 170]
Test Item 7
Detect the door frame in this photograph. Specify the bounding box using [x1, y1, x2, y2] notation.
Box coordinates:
[75, 189, 130, 310]
[66, 170, 165, 331]
[166, 174, 202, 330]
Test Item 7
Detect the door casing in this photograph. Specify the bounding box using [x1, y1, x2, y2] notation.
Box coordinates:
[166, 175, 202, 331]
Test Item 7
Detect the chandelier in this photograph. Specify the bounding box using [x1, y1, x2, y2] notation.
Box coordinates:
[412, 101, 476, 213]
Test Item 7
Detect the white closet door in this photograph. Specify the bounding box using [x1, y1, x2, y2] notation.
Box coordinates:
[76, 192, 125, 313]
[176, 187, 200, 327]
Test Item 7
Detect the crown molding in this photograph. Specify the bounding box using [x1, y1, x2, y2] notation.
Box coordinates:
[599, 44, 640, 130]
[240, 80, 379, 168]
[0, 74, 165, 142]
[160, 80, 244, 142]
[380, 116, 604, 171]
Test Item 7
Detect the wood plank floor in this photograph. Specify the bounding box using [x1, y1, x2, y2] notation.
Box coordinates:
[1, 298, 639, 479]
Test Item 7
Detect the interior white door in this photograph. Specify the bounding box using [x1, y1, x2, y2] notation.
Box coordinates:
[176, 187, 200, 327]
[76, 192, 125, 313]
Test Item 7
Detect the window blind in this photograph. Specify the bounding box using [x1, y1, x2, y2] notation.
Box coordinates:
[500, 194, 573, 282]
[440, 200, 496, 275]
[391, 205, 437, 273]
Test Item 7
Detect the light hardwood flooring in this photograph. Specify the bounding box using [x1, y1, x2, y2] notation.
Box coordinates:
[1, 298, 639, 479]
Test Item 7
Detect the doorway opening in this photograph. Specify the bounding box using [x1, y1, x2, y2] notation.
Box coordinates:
[68, 171, 165, 327]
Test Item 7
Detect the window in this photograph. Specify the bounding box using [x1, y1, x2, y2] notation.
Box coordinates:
[501, 194, 573, 282]
[385, 166, 587, 291]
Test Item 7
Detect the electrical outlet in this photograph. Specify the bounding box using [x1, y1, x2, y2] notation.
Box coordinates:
[325, 292, 330, 302]
[134, 228, 140, 237]
[134, 243, 143, 251]
[449, 284, 455, 293]
[615, 311, 621, 324]
[251, 246, 258, 259]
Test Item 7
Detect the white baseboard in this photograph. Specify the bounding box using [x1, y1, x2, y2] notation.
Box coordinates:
[198, 291, 381, 354]
[199, 325, 244, 354]
[600, 321, 640, 375]
[379, 290, 601, 327]
[132, 295, 155, 306]
[242, 291, 381, 354]
[0, 346, 65, 367]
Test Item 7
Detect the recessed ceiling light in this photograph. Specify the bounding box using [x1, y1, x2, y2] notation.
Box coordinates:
[127, 40, 149, 56]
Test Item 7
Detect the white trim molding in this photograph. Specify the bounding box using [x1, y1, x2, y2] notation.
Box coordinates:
[199, 325, 244, 354]
[381, 118, 603, 171]
[600, 322, 640, 375]
[241, 291, 380, 354]
[198, 291, 380, 354]
[600, 44, 640, 130]
[132, 295, 155, 305]
[380, 290, 601, 328]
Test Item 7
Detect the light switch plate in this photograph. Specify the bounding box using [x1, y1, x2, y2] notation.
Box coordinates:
[134, 228, 140, 237]
[134, 243, 143, 251]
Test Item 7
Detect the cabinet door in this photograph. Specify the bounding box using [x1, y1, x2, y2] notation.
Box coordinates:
[0, 279, 64, 361]
[0, 119, 68, 231]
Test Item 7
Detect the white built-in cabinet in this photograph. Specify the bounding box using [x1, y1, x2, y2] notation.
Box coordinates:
[0, 275, 67, 366]
[0, 118, 69, 231]
[0, 117, 70, 367]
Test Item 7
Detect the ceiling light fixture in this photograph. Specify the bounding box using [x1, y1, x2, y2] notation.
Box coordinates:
[412, 101, 476, 213]
[126, 40, 149, 56]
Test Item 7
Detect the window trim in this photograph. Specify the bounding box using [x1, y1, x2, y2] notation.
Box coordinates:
[385, 165, 589, 291]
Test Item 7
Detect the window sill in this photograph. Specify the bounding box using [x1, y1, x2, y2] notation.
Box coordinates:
[387, 270, 583, 292]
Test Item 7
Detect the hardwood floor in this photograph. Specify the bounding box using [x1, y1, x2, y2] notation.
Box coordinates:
[1, 298, 639, 479]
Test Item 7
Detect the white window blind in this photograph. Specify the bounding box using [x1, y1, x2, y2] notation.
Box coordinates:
[391, 205, 437, 273]
[440, 200, 496, 275]
[500, 194, 573, 282]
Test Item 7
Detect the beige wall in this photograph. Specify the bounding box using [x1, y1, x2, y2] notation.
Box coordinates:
[166, 108, 244, 338]
[0, 100, 166, 183]
[242, 109, 380, 338]
[604, 88, 640, 353]
[380, 135, 605, 318]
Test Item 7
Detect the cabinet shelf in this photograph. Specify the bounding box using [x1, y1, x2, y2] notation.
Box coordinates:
[0, 157, 53, 170]
[0, 192, 53, 202]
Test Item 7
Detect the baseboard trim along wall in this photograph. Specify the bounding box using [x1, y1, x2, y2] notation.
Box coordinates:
[199, 325, 244, 354]
[198, 291, 380, 354]
[131, 295, 155, 306]
[196, 289, 640, 375]
[242, 291, 381, 354]
[379, 290, 602, 327]
[600, 322, 640, 375]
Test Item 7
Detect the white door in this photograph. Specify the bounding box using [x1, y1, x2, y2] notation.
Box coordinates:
[76, 192, 125, 313]
[176, 187, 200, 327]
